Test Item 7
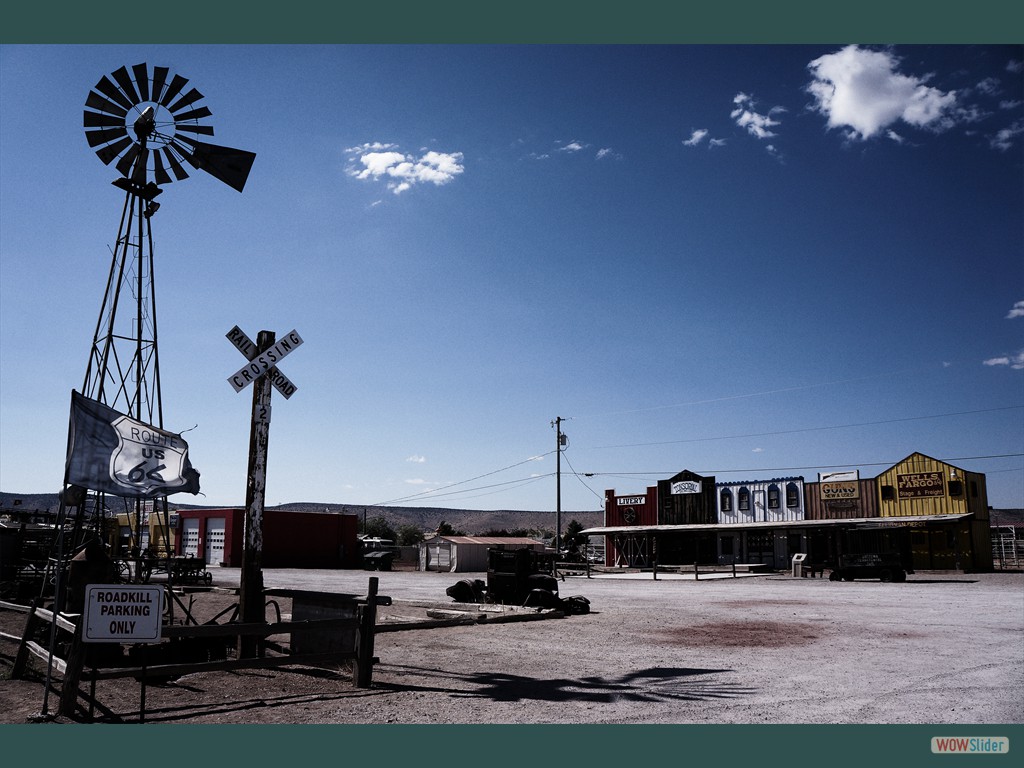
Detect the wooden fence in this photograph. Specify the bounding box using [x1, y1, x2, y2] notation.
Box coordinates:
[0, 577, 386, 721]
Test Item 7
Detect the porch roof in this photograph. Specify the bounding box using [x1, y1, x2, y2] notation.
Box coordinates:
[580, 513, 972, 536]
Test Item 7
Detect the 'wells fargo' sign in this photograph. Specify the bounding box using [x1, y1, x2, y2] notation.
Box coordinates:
[897, 472, 945, 499]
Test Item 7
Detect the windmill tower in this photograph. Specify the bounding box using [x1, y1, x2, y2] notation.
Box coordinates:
[71, 62, 255, 576]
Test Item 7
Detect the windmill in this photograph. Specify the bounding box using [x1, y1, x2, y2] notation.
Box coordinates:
[62, 62, 256, 584]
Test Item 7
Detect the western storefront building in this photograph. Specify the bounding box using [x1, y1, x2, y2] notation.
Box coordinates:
[587, 453, 992, 573]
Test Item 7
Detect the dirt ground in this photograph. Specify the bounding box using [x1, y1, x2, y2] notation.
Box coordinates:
[2, 567, 1022, 727]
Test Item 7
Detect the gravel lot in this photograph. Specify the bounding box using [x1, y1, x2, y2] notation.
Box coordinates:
[2, 567, 1022, 726]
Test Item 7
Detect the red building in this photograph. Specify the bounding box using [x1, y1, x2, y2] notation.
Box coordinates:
[175, 508, 359, 569]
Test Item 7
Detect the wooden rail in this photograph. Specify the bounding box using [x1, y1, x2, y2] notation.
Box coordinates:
[1, 578, 384, 720]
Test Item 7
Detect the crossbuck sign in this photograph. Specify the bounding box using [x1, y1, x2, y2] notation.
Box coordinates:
[227, 326, 302, 399]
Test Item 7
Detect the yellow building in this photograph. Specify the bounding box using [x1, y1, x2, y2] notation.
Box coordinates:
[876, 453, 991, 571]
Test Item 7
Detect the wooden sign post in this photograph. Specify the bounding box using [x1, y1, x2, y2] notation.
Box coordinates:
[226, 326, 302, 657]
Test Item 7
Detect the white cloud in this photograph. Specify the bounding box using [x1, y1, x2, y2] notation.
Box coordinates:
[1007, 300, 1024, 319]
[1008, 60, 1024, 74]
[683, 129, 709, 146]
[806, 45, 958, 140]
[557, 140, 586, 153]
[404, 478, 430, 485]
[730, 93, 783, 140]
[346, 143, 464, 195]
[709, 138, 727, 148]
[406, 455, 426, 464]
[983, 351, 1024, 370]
[976, 77, 1001, 96]
[752, 447, 764, 453]
[990, 119, 1024, 151]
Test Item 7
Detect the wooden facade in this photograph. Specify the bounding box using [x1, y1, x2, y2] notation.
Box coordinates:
[877, 453, 989, 519]
[804, 478, 879, 520]
[658, 470, 717, 525]
[716, 477, 806, 524]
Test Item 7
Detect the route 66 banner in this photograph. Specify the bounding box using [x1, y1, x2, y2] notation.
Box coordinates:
[65, 390, 201, 498]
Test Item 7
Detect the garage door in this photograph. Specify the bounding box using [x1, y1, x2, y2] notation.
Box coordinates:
[206, 517, 226, 566]
[182, 519, 199, 557]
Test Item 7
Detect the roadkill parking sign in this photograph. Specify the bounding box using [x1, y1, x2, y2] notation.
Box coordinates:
[84, 585, 163, 643]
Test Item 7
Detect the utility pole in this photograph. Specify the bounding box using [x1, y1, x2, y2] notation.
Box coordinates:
[552, 417, 566, 552]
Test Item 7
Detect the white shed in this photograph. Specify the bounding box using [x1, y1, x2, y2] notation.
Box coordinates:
[418, 536, 546, 573]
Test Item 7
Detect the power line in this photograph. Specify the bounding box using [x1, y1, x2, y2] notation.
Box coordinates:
[561, 450, 604, 504]
[590, 406, 1024, 450]
[369, 451, 555, 507]
[410, 474, 553, 504]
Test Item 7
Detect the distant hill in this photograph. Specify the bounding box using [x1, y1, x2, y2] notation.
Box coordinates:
[4, 490, 1019, 534]
[0, 492, 602, 536]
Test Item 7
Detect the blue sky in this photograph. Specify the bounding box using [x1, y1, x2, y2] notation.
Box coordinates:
[1, 43, 1022, 513]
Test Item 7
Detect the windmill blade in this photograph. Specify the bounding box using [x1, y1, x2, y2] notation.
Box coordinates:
[159, 74, 188, 108]
[85, 125, 128, 148]
[110, 66, 141, 106]
[85, 91, 128, 118]
[152, 150, 172, 185]
[95, 135, 133, 165]
[175, 123, 215, 136]
[115, 144, 141, 178]
[161, 146, 190, 181]
[186, 140, 256, 192]
[172, 105, 213, 123]
[94, 75, 134, 111]
[168, 87, 204, 115]
[84, 110, 126, 129]
[151, 66, 169, 105]
[132, 63, 150, 102]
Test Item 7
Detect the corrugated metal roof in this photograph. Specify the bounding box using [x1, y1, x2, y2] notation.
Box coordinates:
[427, 536, 545, 545]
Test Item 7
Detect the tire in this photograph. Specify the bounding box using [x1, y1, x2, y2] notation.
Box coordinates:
[879, 569, 893, 583]
[829, 571, 841, 582]
[894, 570, 907, 583]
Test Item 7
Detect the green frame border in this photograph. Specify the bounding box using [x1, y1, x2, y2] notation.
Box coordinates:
[2, 2, 1021, 764]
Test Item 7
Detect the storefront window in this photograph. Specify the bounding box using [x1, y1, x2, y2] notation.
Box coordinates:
[786, 482, 799, 508]
[720, 488, 733, 512]
[768, 484, 780, 509]
[738, 487, 750, 511]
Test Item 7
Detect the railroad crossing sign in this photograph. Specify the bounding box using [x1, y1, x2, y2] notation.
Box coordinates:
[226, 325, 302, 399]
[225, 326, 303, 657]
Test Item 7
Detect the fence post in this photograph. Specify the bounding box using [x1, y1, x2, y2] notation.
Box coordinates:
[354, 577, 379, 688]
[11, 597, 40, 679]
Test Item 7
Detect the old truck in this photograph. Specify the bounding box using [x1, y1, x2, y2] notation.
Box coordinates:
[829, 552, 910, 582]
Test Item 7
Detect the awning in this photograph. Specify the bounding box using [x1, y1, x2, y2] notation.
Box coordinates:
[580, 513, 973, 536]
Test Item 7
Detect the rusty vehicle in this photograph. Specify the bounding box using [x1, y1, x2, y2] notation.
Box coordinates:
[829, 552, 910, 582]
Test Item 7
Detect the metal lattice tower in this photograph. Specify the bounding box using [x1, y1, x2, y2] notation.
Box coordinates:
[73, 62, 256, 564]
